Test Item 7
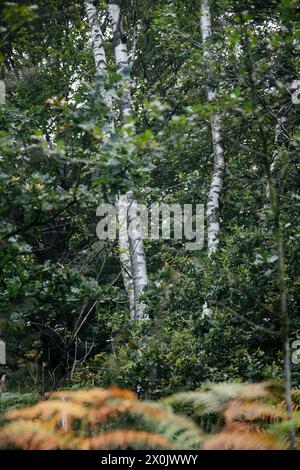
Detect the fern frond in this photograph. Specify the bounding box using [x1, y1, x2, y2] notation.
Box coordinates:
[6, 400, 87, 424]
[163, 382, 271, 416]
[203, 431, 284, 450]
[237, 382, 273, 400]
[89, 399, 204, 450]
[88, 400, 165, 424]
[79, 430, 173, 450]
[224, 400, 285, 425]
[49, 387, 136, 404]
[267, 413, 300, 436]
[0, 421, 66, 450]
[1, 383, 298, 450]
[278, 400, 300, 413]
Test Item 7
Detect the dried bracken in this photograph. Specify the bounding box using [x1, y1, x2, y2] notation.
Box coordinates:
[0, 383, 299, 450]
[203, 431, 285, 450]
[79, 430, 173, 450]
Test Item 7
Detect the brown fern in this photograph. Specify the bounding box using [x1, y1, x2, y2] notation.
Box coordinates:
[224, 399, 285, 426]
[79, 430, 174, 450]
[1, 383, 299, 450]
[203, 431, 285, 450]
[0, 421, 66, 450]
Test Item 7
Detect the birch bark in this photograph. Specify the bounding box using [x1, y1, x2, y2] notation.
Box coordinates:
[117, 194, 136, 317]
[200, 0, 225, 257]
[85, 0, 114, 134]
[85, 0, 135, 315]
[85, 0, 107, 75]
[108, 0, 149, 320]
[107, 0, 132, 119]
[127, 192, 148, 320]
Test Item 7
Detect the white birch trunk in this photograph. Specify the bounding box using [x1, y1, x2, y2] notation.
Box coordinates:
[85, 0, 114, 134]
[207, 113, 225, 256]
[107, 1, 133, 119]
[127, 192, 148, 320]
[85, 0, 107, 74]
[85, 0, 135, 315]
[201, 0, 225, 316]
[200, 0, 225, 257]
[117, 194, 135, 316]
[108, 1, 149, 320]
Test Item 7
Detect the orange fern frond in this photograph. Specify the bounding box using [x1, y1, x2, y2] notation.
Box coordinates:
[292, 389, 300, 401]
[1, 383, 298, 451]
[0, 421, 66, 450]
[79, 430, 173, 450]
[107, 387, 137, 401]
[277, 400, 300, 413]
[222, 421, 257, 433]
[224, 400, 285, 426]
[88, 403, 126, 424]
[48, 388, 112, 405]
[88, 399, 169, 426]
[6, 400, 87, 424]
[203, 431, 284, 450]
[87, 398, 204, 449]
[49, 387, 136, 405]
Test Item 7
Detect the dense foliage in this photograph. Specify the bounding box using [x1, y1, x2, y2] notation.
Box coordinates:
[0, 0, 299, 408]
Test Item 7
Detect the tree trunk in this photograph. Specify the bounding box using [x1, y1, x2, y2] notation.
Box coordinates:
[108, 1, 149, 320]
[85, 0, 114, 134]
[85, 0, 107, 74]
[200, 0, 225, 257]
[0, 374, 5, 399]
[241, 19, 296, 449]
[200, 0, 225, 317]
[127, 192, 148, 320]
[85, 0, 136, 314]
[265, 116, 287, 205]
[117, 194, 135, 316]
[108, 0, 132, 119]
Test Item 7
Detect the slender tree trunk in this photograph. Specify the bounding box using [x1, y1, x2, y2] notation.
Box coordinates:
[107, 0, 132, 119]
[265, 116, 287, 205]
[108, 0, 149, 320]
[117, 194, 135, 316]
[265, 119, 293, 443]
[241, 19, 296, 450]
[85, 0, 107, 75]
[0, 374, 5, 399]
[85, 0, 114, 134]
[200, 0, 225, 317]
[85, 0, 136, 315]
[127, 192, 148, 320]
[200, 0, 225, 257]
[268, 163, 296, 449]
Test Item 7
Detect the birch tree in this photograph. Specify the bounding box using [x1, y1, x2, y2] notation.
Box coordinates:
[200, 0, 225, 317]
[85, 1, 107, 76]
[200, 0, 225, 257]
[85, 0, 137, 316]
[108, 0, 149, 320]
[85, 0, 114, 135]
